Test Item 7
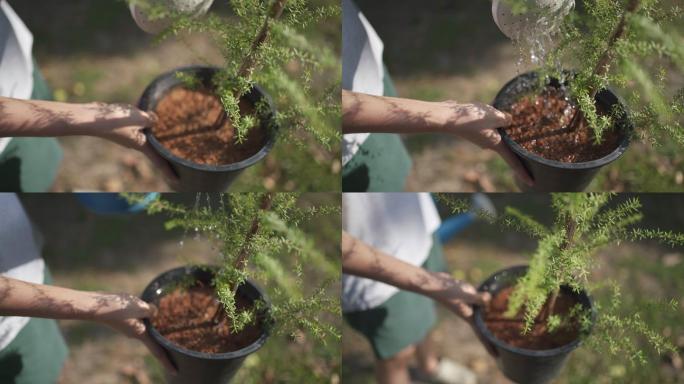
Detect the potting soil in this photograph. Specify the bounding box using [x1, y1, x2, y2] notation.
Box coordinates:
[152, 87, 267, 166]
[151, 284, 263, 354]
[502, 87, 621, 163]
[483, 286, 582, 350]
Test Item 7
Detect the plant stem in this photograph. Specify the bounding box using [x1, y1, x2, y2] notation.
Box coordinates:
[226, 193, 273, 321]
[233, 193, 274, 272]
[237, 0, 288, 80]
[541, 217, 576, 321]
[568, 0, 640, 131]
[545, 287, 560, 319]
[590, 0, 640, 91]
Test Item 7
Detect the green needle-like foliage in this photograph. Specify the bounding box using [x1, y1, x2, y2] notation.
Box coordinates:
[128, 0, 340, 148]
[127, 192, 341, 342]
[438, 193, 683, 363]
[508, 0, 684, 146]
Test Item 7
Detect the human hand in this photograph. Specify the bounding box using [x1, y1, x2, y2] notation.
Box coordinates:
[85, 103, 179, 187]
[90, 293, 177, 374]
[423, 272, 499, 356]
[438, 101, 534, 187]
[424, 271, 491, 320]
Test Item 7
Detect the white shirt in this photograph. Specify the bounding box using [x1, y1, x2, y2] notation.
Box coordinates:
[342, 193, 441, 312]
[0, 1, 35, 153]
[341, 0, 384, 166]
[0, 193, 45, 350]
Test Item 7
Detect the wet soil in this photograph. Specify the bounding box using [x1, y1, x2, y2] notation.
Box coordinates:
[151, 284, 263, 354]
[502, 87, 622, 163]
[151, 87, 267, 166]
[483, 286, 582, 350]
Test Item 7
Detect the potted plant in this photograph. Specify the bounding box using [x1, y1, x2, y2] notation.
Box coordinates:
[492, 0, 684, 191]
[127, 193, 340, 383]
[439, 193, 683, 383]
[129, 0, 340, 191]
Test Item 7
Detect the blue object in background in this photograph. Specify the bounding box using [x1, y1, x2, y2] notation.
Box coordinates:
[75, 193, 159, 215]
[436, 212, 475, 244]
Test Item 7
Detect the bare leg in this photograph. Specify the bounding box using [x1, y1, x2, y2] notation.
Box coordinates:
[416, 330, 440, 375]
[375, 345, 416, 384]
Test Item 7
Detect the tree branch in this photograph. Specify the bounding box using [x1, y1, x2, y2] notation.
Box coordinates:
[542, 217, 577, 322]
[233, 193, 274, 272]
[590, 0, 641, 96]
[569, 0, 640, 131]
[237, 0, 288, 80]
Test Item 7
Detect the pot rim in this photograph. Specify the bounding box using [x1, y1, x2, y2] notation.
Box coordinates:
[141, 264, 270, 360]
[473, 264, 594, 357]
[495, 71, 632, 170]
[139, 65, 278, 173]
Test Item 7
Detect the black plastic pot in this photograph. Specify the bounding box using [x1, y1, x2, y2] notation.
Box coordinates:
[140, 265, 270, 384]
[138, 66, 277, 192]
[493, 72, 632, 192]
[473, 265, 594, 384]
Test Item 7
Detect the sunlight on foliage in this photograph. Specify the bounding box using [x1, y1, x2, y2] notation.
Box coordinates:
[535, 0, 684, 146]
[128, 0, 341, 147]
[126, 192, 341, 342]
[438, 192, 683, 364]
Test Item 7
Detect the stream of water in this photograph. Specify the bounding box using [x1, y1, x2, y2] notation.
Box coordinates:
[499, 0, 576, 126]
[501, 0, 574, 80]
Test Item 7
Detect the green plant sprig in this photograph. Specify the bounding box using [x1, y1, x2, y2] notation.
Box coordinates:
[132, 0, 340, 147]
[125, 192, 340, 340]
[536, 0, 684, 145]
[437, 193, 684, 363]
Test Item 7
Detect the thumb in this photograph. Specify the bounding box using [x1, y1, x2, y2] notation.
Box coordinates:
[141, 110, 158, 125]
[126, 298, 156, 319]
[476, 291, 492, 307]
[500, 111, 513, 126]
[458, 286, 492, 307]
[137, 302, 157, 318]
[488, 106, 512, 126]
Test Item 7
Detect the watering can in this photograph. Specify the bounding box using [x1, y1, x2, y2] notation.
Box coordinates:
[492, 0, 574, 41]
[129, 0, 215, 34]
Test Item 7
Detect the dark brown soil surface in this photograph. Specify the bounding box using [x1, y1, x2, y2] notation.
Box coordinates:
[483, 286, 582, 350]
[152, 87, 267, 166]
[151, 284, 263, 354]
[502, 87, 622, 163]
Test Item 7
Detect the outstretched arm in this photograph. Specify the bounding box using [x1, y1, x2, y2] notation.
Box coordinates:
[341, 231, 490, 319]
[0, 97, 177, 182]
[341, 90, 533, 186]
[0, 275, 177, 374]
